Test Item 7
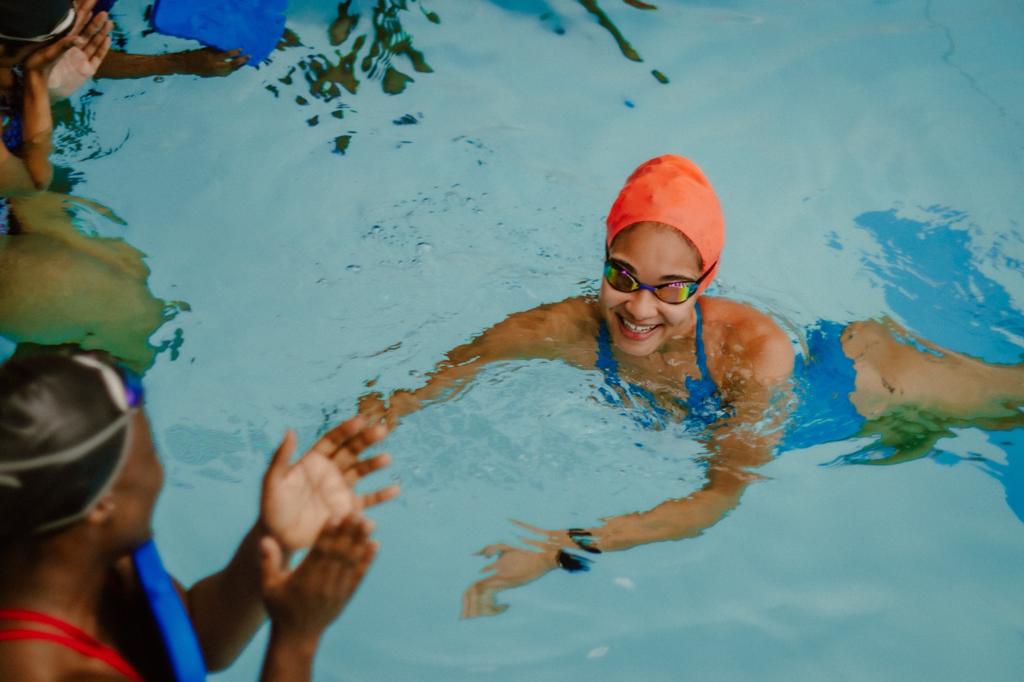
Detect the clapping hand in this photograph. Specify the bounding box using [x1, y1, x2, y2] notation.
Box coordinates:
[23, 0, 107, 77]
[260, 415, 399, 555]
[259, 516, 377, 643]
[48, 9, 113, 100]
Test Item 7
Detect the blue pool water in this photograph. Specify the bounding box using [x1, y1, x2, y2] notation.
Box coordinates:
[6, 0, 1024, 679]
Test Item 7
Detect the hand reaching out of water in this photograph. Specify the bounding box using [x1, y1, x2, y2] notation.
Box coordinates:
[47, 11, 113, 99]
[261, 415, 399, 555]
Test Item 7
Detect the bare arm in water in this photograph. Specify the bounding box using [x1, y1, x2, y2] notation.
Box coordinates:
[95, 47, 249, 79]
[459, 309, 795, 617]
[358, 297, 600, 422]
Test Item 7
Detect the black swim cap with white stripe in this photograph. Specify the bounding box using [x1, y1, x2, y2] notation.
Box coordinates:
[0, 354, 128, 539]
[0, 0, 74, 42]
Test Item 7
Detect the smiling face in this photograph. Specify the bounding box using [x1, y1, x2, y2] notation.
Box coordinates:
[599, 221, 704, 357]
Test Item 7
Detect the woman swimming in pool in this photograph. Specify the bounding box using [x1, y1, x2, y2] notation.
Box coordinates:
[360, 154, 1024, 617]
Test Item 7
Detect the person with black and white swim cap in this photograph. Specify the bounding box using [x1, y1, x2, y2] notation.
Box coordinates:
[0, 352, 399, 681]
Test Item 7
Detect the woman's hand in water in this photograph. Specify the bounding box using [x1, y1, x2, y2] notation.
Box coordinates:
[47, 11, 113, 100]
[259, 515, 377, 643]
[260, 416, 399, 554]
[460, 520, 601, 618]
[176, 47, 250, 77]
[357, 390, 420, 428]
[461, 542, 562, 618]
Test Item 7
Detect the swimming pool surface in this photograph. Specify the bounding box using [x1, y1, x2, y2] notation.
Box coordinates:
[11, 0, 1024, 679]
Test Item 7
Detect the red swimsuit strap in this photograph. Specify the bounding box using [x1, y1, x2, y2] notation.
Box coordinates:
[0, 609, 143, 682]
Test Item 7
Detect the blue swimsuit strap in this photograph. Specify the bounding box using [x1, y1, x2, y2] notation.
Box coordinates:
[132, 541, 207, 682]
[596, 302, 727, 427]
[692, 303, 711, 382]
[682, 303, 729, 426]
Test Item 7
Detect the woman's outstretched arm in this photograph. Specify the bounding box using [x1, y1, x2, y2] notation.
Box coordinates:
[359, 297, 598, 424]
[460, 318, 795, 618]
[95, 47, 249, 79]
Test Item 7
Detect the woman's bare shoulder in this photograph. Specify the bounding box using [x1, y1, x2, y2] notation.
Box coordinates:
[701, 296, 794, 385]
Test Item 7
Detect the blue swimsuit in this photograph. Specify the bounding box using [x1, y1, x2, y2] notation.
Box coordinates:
[596, 302, 732, 430]
[597, 308, 867, 448]
[780, 321, 866, 450]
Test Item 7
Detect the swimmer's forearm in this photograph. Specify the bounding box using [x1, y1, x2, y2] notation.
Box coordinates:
[592, 469, 750, 552]
[18, 70, 54, 191]
[259, 627, 317, 682]
[388, 299, 593, 417]
[187, 524, 285, 671]
[95, 50, 192, 78]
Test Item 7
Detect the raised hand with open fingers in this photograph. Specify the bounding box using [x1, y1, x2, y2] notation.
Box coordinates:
[260, 415, 399, 555]
[22, 0, 101, 76]
[305, 414, 401, 510]
[48, 9, 113, 100]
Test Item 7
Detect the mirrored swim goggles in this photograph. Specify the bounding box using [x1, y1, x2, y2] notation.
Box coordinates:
[603, 259, 718, 304]
[0, 5, 76, 43]
[0, 355, 144, 534]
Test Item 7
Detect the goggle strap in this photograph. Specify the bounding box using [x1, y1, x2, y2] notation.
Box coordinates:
[73, 355, 130, 411]
[31, 416, 135, 534]
[0, 411, 133, 474]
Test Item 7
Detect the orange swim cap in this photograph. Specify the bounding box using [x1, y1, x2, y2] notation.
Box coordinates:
[606, 155, 725, 294]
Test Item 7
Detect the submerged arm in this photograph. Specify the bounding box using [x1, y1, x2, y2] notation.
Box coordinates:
[462, 417, 783, 617]
[360, 297, 596, 424]
[561, 316, 795, 550]
[0, 68, 57, 195]
[95, 48, 248, 79]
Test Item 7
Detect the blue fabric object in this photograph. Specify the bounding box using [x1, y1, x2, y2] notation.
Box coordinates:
[151, 0, 288, 64]
[596, 302, 731, 430]
[780, 321, 866, 451]
[132, 540, 207, 682]
[93, 0, 118, 13]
